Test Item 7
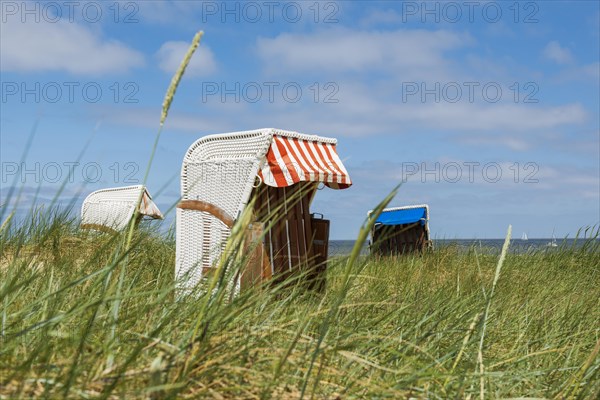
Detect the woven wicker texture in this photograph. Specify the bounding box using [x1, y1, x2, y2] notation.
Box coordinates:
[176, 130, 273, 290]
[81, 185, 163, 231]
[175, 128, 350, 292]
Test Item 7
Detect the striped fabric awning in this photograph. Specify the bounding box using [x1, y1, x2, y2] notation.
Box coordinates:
[259, 135, 352, 189]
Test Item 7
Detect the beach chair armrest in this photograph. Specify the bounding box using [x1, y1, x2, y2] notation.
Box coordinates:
[177, 200, 235, 229]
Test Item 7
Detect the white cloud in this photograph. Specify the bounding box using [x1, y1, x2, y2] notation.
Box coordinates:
[0, 19, 144, 75]
[242, 81, 587, 138]
[484, 21, 516, 38]
[162, 112, 228, 132]
[329, 158, 599, 238]
[88, 106, 230, 133]
[456, 135, 531, 151]
[359, 9, 403, 27]
[399, 102, 587, 132]
[136, 1, 205, 25]
[580, 62, 600, 80]
[256, 29, 472, 74]
[92, 85, 586, 140]
[542, 41, 574, 64]
[155, 41, 217, 77]
[554, 62, 600, 83]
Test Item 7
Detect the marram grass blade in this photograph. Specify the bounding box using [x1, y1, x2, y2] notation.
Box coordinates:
[161, 30, 204, 126]
[1, 212, 599, 398]
[126, 29, 205, 251]
[477, 224, 512, 400]
[300, 184, 400, 398]
[0, 210, 15, 235]
[106, 30, 205, 374]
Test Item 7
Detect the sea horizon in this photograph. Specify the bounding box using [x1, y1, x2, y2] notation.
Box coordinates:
[328, 238, 598, 256]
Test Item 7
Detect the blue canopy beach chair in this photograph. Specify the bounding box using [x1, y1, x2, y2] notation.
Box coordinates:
[368, 204, 431, 254]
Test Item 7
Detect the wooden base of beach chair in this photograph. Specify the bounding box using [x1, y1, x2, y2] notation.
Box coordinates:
[177, 200, 272, 290]
[175, 129, 352, 296]
[252, 185, 329, 292]
[240, 222, 272, 290]
[178, 189, 331, 292]
[371, 222, 429, 255]
[307, 215, 329, 292]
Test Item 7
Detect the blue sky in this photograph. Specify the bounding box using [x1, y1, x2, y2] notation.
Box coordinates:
[1, 0, 599, 239]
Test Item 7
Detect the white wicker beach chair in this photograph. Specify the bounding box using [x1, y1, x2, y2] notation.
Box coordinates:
[81, 185, 163, 232]
[176, 128, 352, 293]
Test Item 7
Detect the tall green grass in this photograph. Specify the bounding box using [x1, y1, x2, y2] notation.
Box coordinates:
[1, 211, 598, 399]
[1, 30, 599, 399]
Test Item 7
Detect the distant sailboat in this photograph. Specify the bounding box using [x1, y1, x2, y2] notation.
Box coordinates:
[547, 233, 558, 247]
[521, 232, 528, 241]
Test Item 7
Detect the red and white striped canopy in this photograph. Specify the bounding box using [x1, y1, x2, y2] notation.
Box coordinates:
[259, 135, 352, 189]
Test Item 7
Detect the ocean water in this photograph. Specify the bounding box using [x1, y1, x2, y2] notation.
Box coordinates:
[328, 238, 598, 257]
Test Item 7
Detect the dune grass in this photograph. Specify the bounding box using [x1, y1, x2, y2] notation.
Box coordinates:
[0, 210, 598, 399]
[2, 31, 598, 399]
